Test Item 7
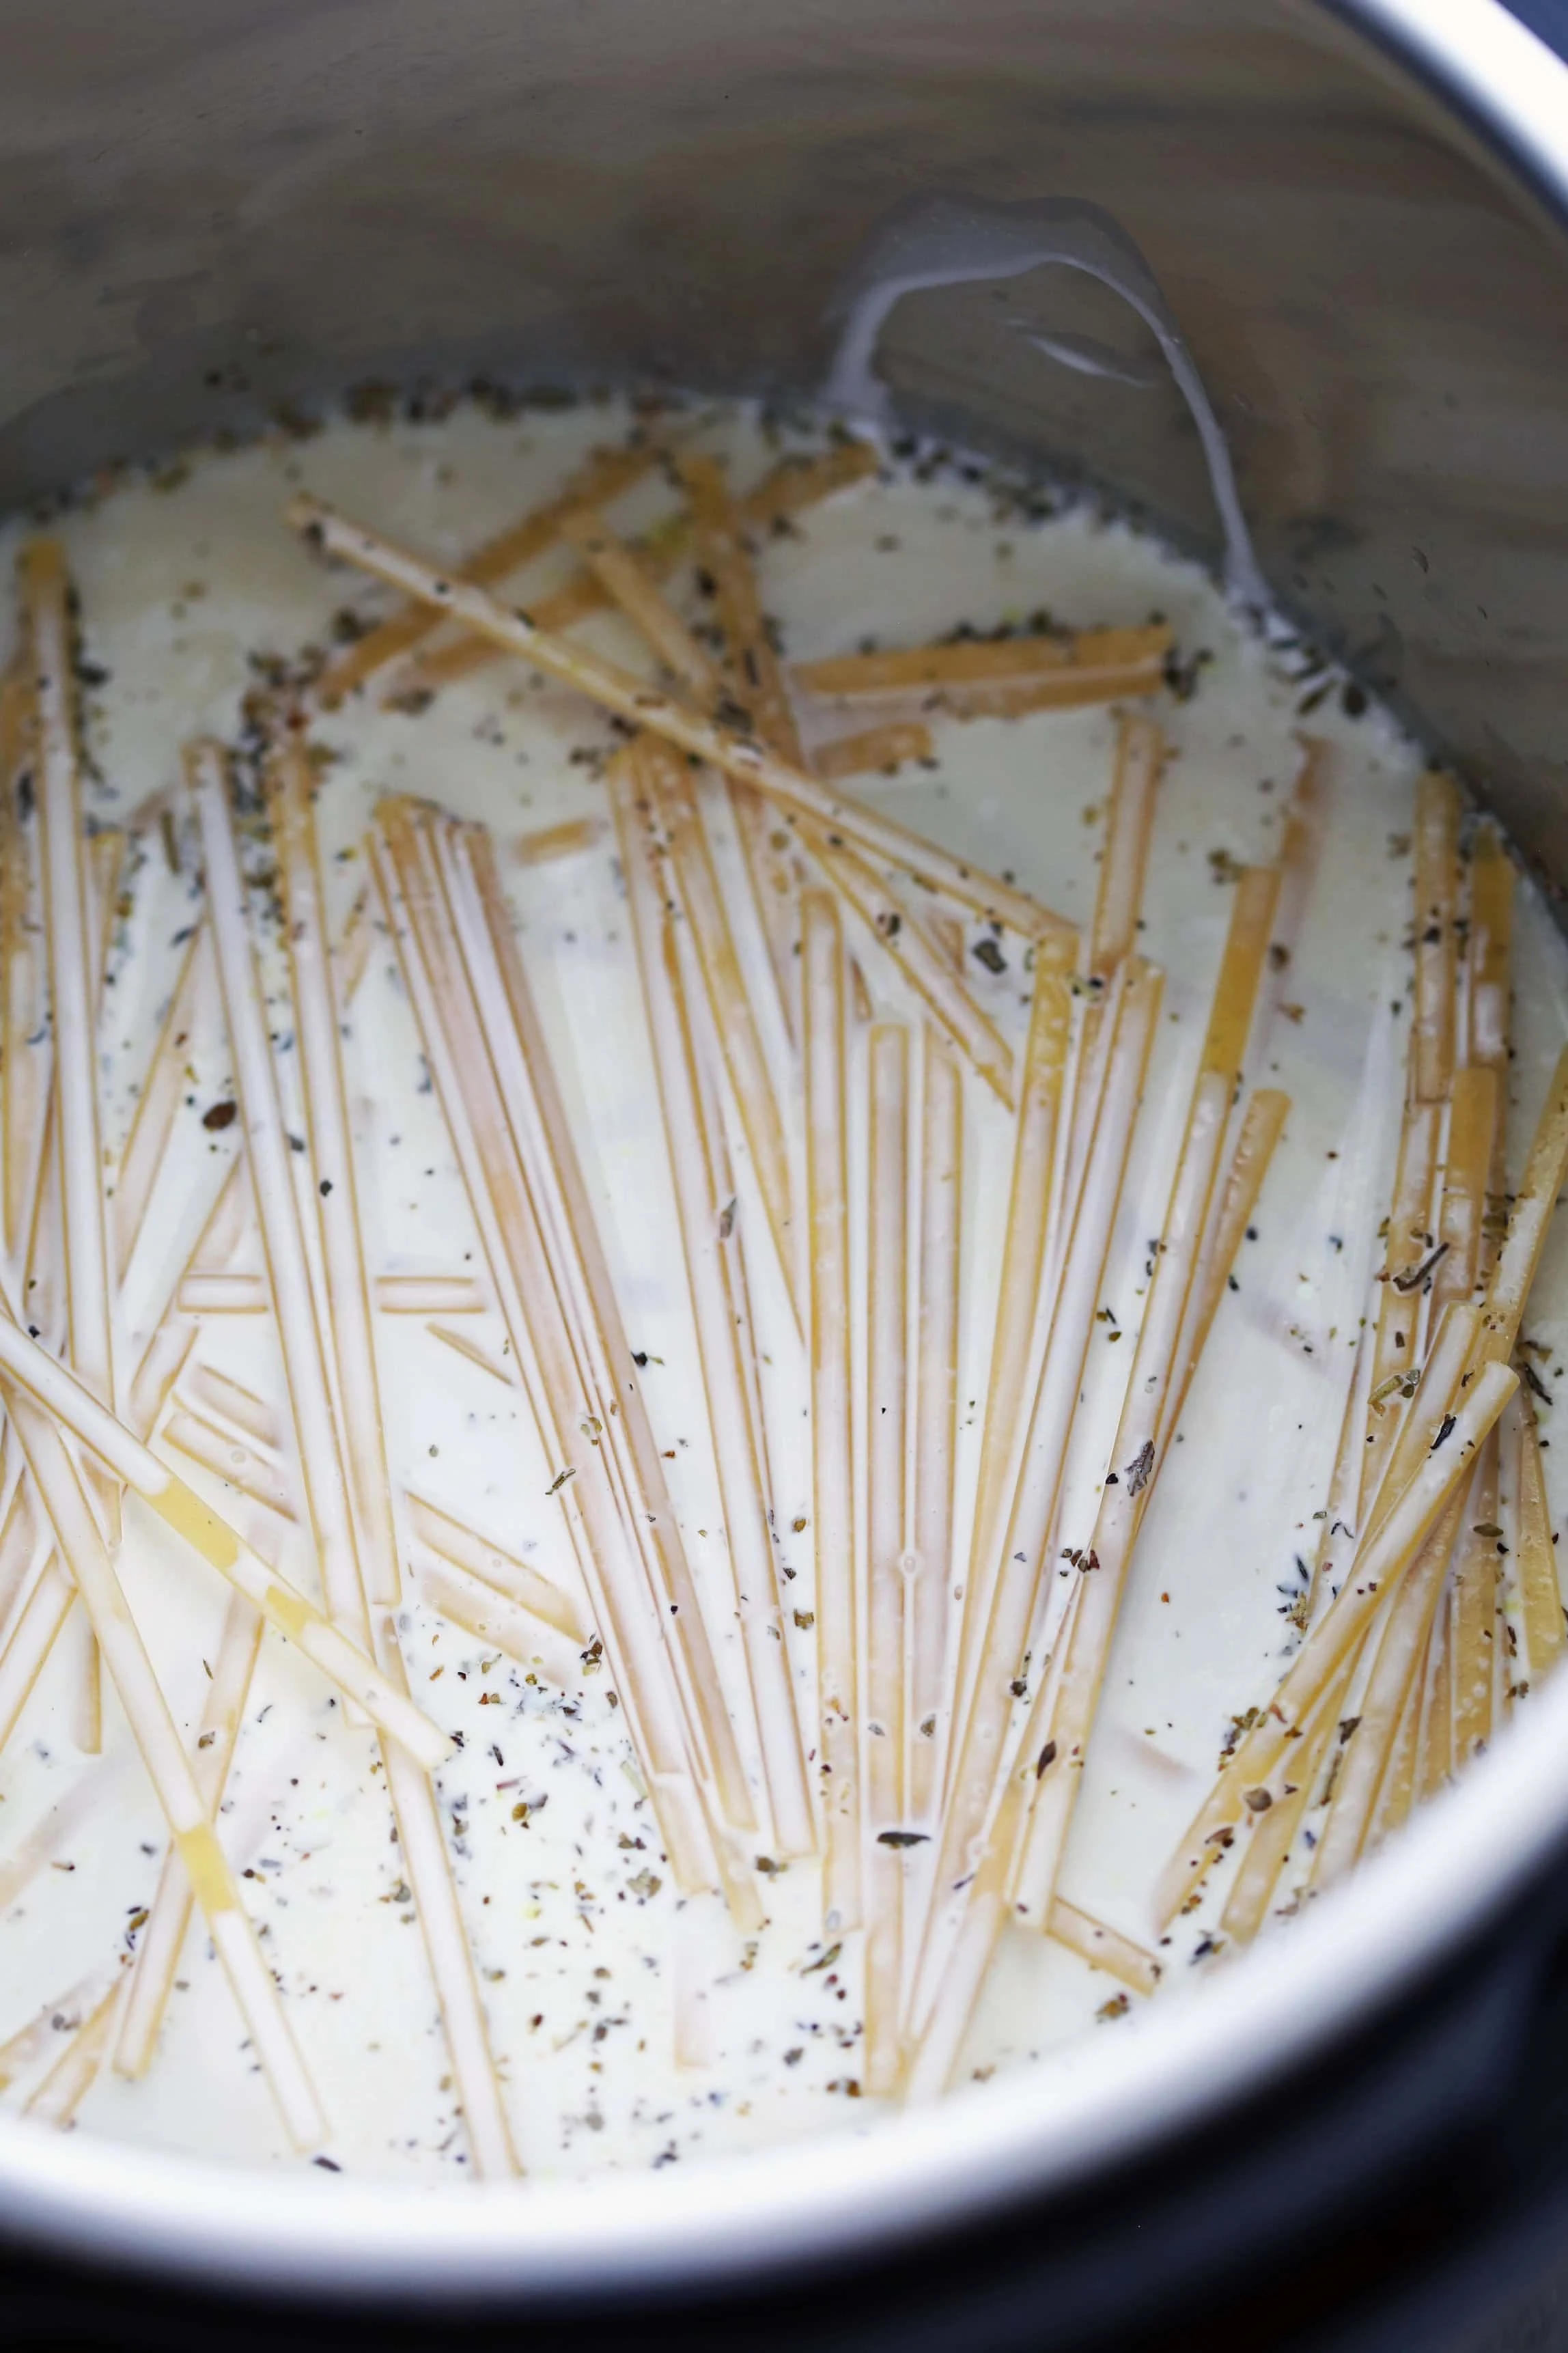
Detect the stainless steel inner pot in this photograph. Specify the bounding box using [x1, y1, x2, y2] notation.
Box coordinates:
[4, 0, 1568, 2332]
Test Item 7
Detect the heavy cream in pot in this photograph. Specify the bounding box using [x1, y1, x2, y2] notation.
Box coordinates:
[0, 393, 1561, 2179]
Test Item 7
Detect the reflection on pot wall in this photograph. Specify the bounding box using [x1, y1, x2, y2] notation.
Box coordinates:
[1, 0, 1567, 889]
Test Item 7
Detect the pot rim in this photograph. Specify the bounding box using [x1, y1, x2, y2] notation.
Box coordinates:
[7, 1617, 1568, 2300]
[4, 0, 1568, 2302]
[1328, 0, 1568, 231]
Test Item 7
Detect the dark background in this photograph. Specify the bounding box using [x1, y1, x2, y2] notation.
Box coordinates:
[1510, 0, 1568, 48]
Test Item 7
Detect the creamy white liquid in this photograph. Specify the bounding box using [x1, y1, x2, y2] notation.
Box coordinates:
[0, 394, 1564, 2180]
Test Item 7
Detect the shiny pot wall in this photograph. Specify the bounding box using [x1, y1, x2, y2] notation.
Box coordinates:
[5, 0, 1568, 893]
[5, 3, 1568, 2344]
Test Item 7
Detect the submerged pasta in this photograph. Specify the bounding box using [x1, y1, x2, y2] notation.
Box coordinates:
[0, 391, 1561, 2177]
